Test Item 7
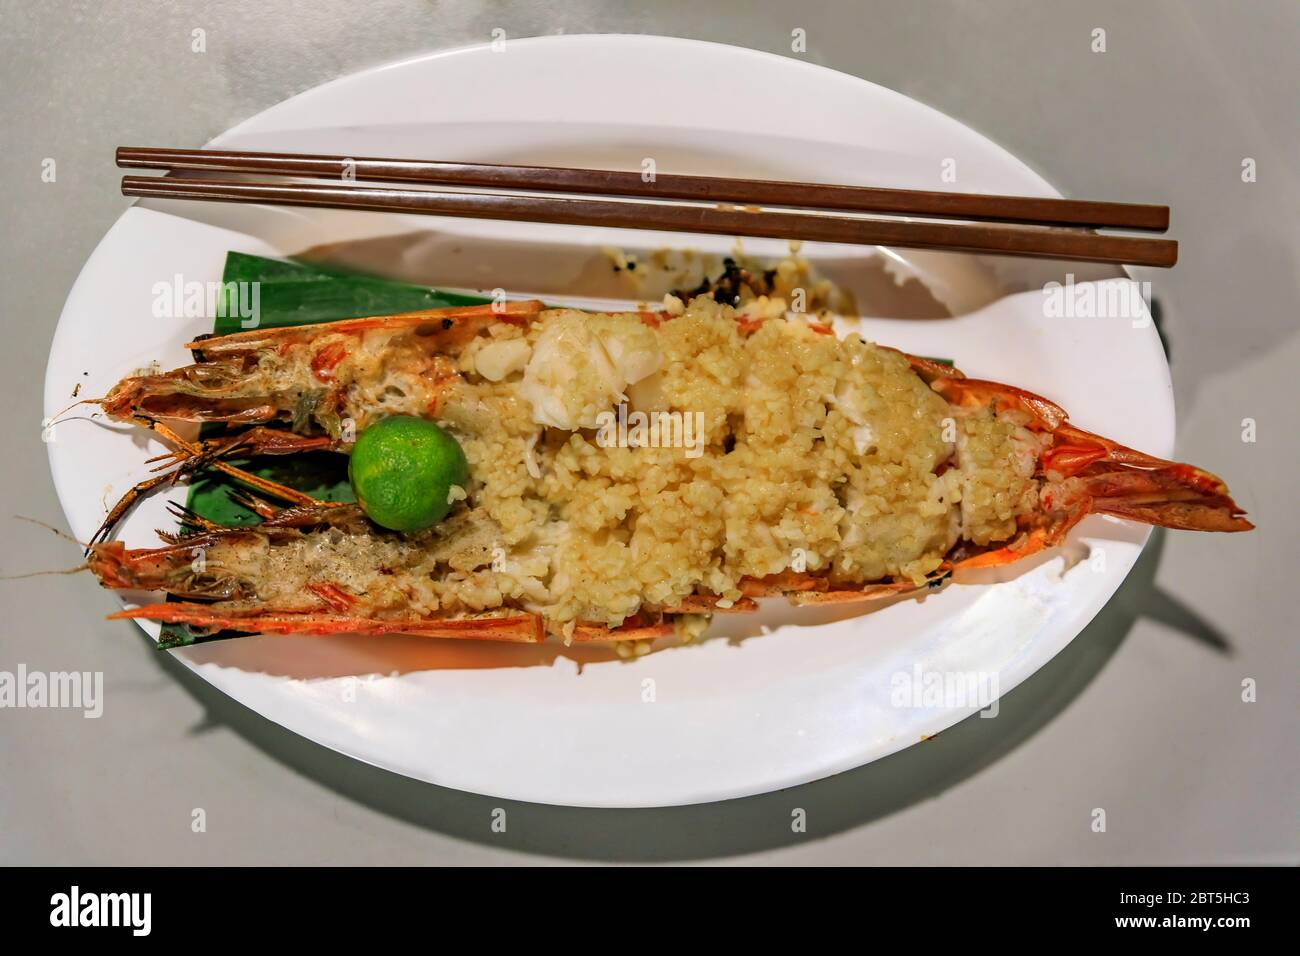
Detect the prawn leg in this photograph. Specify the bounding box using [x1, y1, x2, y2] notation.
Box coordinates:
[89, 421, 340, 551]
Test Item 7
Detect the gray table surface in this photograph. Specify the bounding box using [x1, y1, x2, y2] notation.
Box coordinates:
[2, 0, 1296, 865]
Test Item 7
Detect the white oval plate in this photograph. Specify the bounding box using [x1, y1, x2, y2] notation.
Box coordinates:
[45, 35, 1170, 807]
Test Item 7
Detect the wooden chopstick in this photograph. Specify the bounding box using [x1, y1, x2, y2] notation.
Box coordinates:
[118, 146, 1169, 232]
[121, 175, 1178, 267]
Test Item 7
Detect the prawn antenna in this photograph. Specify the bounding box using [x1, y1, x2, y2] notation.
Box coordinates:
[12, 515, 87, 547]
[43, 396, 102, 429]
[0, 517, 91, 579]
[0, 563, 90, 580]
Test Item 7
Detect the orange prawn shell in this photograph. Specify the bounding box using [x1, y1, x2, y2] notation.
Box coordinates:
[89, 299, 1252, 644]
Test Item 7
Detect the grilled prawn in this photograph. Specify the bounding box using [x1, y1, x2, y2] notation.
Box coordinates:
[86, 296, 1251, 647]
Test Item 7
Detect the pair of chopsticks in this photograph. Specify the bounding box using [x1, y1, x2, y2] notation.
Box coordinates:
[118, 146, 1176, 267]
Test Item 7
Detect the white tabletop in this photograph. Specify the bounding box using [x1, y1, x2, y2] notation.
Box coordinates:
[1, 0, 1295, 864]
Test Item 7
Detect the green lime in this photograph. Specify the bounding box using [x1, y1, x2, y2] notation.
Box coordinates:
[348, 416, 469, 532]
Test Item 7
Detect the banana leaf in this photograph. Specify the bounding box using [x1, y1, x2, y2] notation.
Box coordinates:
[213, 251, 488, 335]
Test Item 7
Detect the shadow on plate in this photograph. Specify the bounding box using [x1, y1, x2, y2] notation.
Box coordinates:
[142, 528, 1232, 862]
